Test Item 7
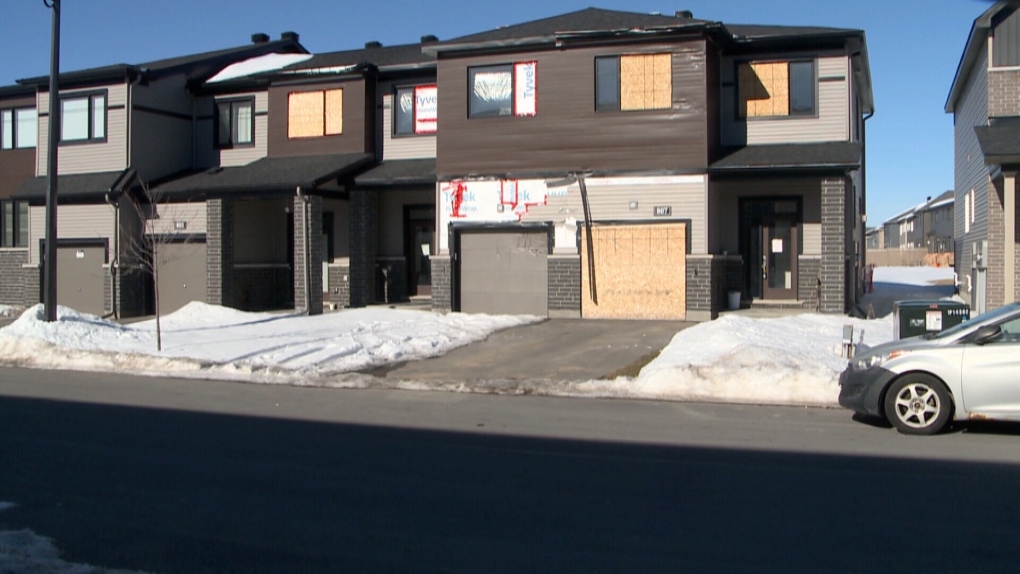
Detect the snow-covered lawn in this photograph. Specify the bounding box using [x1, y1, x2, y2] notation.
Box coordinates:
[0, 266, 958, 407]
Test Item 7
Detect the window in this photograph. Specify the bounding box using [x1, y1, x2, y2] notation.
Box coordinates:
[468, 61, 537, 118]
[394, 84, 437, 135]
[1, 108, 37, 149]
[60, 92, 106, 142]
[215, 98, 254, 148]
[595, 53, 672, 112]
[738, 60, 816, 118]
[288, 89, 343, 138]
[1, 200, 28, 248]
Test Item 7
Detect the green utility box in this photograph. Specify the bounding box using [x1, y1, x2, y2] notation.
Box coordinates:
[893, 300, 970, 339]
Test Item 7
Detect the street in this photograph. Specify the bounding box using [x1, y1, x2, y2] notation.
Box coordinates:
[3, 367, 1020, 573]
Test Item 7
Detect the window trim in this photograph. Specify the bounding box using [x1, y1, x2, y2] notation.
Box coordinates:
[1, 107, 38, 150]
[594, 53, 673, 113]
[1, 200, 29, 248]
[393, 83, 438, 137]
[467, 62, 537, 119]
[286, 88, 344, 139]
[595, 56, 621, 112]
[735, 59, 818, 121]
[214, 96, 256, 150]
[59, 90, 108, 145]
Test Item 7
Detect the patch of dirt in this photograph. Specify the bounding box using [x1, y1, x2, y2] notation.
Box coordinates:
[601, 350, 662, 380]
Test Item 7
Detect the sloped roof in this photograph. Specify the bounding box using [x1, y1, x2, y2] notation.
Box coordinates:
[946, 1, 1018, 112]
[710, 142, 862, 171]
[18, 36, 306, 87]
[975, 123, 1020, 165]
[286, 42, 435, 73]
[15, 171, 129, 201]
[156, 153, 372, 197]
[355, 159, 436, 186]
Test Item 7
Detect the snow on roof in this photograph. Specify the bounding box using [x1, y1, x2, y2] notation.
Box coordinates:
[207, 53, 314, 83]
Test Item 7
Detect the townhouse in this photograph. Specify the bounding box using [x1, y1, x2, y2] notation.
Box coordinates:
[1, 7, 873, 322]
[946, 0, 1020, 314]
[427, 9, 872, 320]
[0, 84, 37, 305]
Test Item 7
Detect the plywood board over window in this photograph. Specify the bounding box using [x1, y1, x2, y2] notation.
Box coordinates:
[581, 223, 687, 320]
[288, 89, 343, 138]
[739, 62, 790, 118]
[620, 54, 672, 111]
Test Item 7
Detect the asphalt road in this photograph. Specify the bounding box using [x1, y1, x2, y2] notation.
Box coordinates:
[4, 367, 1020, 573]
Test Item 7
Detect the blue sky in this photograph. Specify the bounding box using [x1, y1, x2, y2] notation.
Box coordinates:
[0, 0, 990, 225]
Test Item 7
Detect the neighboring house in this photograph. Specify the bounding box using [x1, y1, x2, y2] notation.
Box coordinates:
[427, 8, 872, 319]
[946, 1, 1020, 314]
[4, 33, 307, 317]
[865, 226, 883, 250]
[923, 190, 955, 253]
[0, 84, 37, 306]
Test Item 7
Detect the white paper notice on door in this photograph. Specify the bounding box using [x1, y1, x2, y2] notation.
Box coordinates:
[772, 238, 783, 253]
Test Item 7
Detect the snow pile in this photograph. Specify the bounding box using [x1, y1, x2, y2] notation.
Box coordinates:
[0, 302, 540, 382]
[0, 305, 21, 318]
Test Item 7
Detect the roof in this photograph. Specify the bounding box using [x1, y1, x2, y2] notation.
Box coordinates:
[14, 170, 131, 201]
[427, 8, 716, 52]
[725, 24, 862, 40]
[285, 42, 435, 74]
[975, 123, 1020, 165]
[17, 36, 306, 87]
[157, 153, 372, 196]
[946, 2, 1018, 112]
[710, 142, 862, 171]
[354, 159, 436, 186]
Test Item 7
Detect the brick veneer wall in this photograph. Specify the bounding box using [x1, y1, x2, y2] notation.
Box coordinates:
[989, 69, 1020, 118]
[350, 191, 378, 308]
[548, 255, 580, 312]
[988, 176, 1006, 309]
[820, 178, 847, 313]
[685, 254, 742, 320]
[207, 199, 235, 308]
[0, 250, 32, 306]
[293, 195, 323, 314]
[798, 256, 821, 311]
[431, 255, 452, 312]
[328, 264, 351, 308]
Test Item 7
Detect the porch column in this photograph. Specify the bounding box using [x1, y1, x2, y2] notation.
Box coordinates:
[207, 198, 235, 308]
[820, 178, 847, 313]
[293, 192, 323, 314]
[1007, 172, 1017, 304]
[349, 190, 378, 308]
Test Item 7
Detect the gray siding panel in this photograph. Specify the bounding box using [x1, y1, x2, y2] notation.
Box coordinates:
[37, 84, 129, 176]
[29, 204, 115, 265]
[381, 93, 437, 161]
[954, 39, 990, 291]
[993, 6, 1020, 67]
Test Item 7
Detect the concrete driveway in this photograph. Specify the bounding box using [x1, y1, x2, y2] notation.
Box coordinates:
[371, 318, 692, 382]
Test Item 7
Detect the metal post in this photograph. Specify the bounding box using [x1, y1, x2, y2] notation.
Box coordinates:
[43, 0, 61, 322]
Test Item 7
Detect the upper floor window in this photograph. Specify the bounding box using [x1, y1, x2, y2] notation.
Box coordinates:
[1, 200, 28, 248]
[395, 84, 437, 135]
[1, 108, 37, 149]
[215, 98, 254, 148]
[738, 60, 815, 119]
[288, 89, 343, 139]
[61, 92, 106, 143]
[468, 61, 537, 118]
[596, 53, 672, 112]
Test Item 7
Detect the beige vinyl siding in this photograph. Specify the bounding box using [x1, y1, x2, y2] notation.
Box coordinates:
[37, 84, 128, 176]
[381, 93, 437, 160]
[521, 175, 708, 254]
[953, 39, 990, 284]
[148, 201, 207, 236]
[29, 203, 116, 264]
[721, 55, 849, 146]
[709, 177, 823, 255]
[218, 91, 269, 168]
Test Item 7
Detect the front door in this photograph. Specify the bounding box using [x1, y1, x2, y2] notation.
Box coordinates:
[405, 206, 435, 297]
[762, 218, 798, 300]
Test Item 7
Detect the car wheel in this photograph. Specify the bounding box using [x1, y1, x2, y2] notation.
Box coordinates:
[883, 374, 952, 435]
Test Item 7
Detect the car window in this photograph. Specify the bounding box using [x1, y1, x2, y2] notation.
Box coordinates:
[933, 304, 1020, 340]
[997, 317, 1020, 343]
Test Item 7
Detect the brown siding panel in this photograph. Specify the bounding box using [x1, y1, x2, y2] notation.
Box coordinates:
[268, 78, 372, 158]
[436, 40, 710, 178]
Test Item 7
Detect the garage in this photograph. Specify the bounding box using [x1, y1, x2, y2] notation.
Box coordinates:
[581, 223, 687, 320]
[457, 228, 548, 316]
[156, 241, 207, 315]
[56, 244, 107, 316]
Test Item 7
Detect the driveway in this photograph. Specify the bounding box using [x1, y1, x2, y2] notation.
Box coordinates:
[371, 318, 692, 382]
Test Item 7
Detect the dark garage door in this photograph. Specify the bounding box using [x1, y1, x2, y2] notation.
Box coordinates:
[56, 245, 106, 316]
[459, 229, 547, 316]
[157, 241, 207, 315]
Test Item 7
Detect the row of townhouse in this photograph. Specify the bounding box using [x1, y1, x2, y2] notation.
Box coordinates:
[869, 190, 954, 252]
[0, 8, 874, 322]
[947, 0, 1020, 315]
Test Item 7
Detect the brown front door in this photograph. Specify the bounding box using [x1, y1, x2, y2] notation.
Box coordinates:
[405, 206, 435, 297]
[761, 217, 799, 300]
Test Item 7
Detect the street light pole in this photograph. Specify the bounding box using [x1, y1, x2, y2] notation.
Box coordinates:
[43, 0, 60, 322]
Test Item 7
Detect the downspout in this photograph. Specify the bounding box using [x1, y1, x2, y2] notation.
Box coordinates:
[105, 191, 119, 319]
[576, 174, 597, 304]
[297, 186, 311, 314]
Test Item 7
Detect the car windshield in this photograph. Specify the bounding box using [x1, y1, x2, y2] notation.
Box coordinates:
[929, 302, 1020, 340]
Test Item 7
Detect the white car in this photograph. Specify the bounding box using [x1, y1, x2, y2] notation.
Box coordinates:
[839, 302, 1020, 435]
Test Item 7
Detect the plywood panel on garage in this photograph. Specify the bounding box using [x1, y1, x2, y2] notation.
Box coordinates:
[581, 223, 686, 320]
[157, 241, 207, 315]
[57, 245, 106, 316]
[459, 229, 547, 316]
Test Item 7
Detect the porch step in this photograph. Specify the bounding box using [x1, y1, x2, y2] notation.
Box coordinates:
[748, 299, 811, 310]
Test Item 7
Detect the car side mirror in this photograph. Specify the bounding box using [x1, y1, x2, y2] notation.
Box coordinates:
[972, 324, 1003, 345]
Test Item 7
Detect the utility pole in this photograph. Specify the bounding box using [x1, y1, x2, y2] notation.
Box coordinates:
[43, 0, 60, 322]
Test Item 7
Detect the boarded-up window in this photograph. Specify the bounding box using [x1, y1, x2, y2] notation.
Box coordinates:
[595, 53, 672, 112]
[288, 89, 343, 138]
[738, 60, 815, 118]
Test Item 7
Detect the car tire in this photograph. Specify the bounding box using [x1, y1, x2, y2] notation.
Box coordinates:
[883, 374, 952, 435]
